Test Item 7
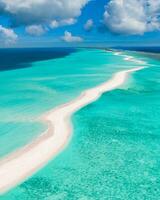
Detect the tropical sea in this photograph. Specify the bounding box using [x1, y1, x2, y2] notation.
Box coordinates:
[0, 48, 160, 199]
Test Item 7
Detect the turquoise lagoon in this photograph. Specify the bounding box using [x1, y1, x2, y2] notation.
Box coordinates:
[0, 49, 143, 157]
[1, 49, 160, 199]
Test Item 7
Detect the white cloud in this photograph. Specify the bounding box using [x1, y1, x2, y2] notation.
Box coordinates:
[104, 0, 160, 35]
[0, 0, 89, 27]
[0, 25, 17, 44]
[25, 25, 46, 36]
[50, 20, 59, 29]
[50, 18, 76, 29]
[84, 19, 94, 31]
[61, 18, 77, 26]
[62, 31, 83, 42]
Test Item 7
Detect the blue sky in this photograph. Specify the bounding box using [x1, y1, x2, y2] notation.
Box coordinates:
[0, 0, 160, 47]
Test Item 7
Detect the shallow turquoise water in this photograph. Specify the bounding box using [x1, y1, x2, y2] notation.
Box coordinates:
[1, 49, 159, 199]
[0, 49, 143, 157]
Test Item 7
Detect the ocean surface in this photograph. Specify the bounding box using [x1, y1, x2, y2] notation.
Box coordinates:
[115, 46, 160, 53]
[115, 46, 160, 60]
[1, 48, 160, 199]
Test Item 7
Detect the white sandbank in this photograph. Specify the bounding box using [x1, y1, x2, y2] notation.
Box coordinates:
[113, 52, 122, 56]
[0, 66, 144, 194]
[124, 55, 146, 65]
[113, 51, 146, 65]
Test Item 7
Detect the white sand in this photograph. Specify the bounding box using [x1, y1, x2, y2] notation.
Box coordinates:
[0, 66, 144, 194]
[124, 55, 146, 65]
[113, 52, 122, 56]
[113, 51, 146, 65]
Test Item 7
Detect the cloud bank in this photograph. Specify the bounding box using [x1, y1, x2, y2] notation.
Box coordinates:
[104, 0, 160, 35]
[0, 0, 89, 27]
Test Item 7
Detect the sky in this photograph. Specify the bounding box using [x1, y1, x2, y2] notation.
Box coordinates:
[0, 0, 160, 48]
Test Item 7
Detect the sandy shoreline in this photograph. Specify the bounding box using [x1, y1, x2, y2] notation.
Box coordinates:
[0, 65, 145, 194]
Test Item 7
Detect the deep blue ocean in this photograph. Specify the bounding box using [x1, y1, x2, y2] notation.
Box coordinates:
[115, 46, 160, 53]
[0, 48, 76, 71]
